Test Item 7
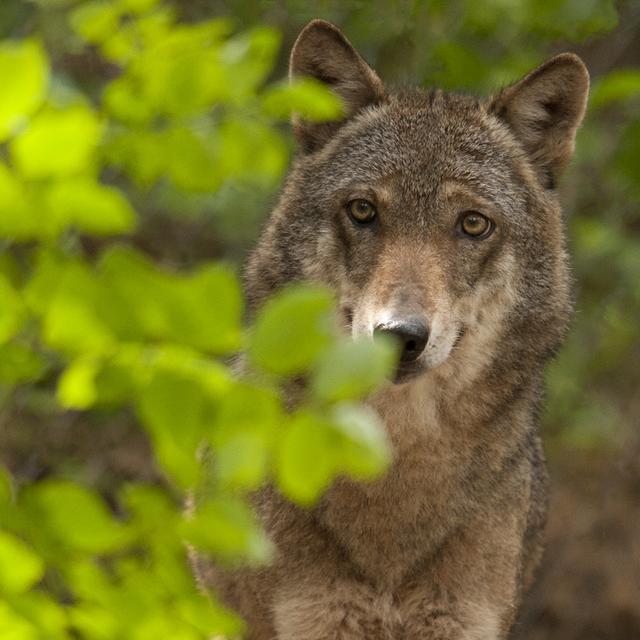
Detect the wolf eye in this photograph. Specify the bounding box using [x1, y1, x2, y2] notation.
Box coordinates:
[347, 199, 377, 224]
[459, 211, 493, 239]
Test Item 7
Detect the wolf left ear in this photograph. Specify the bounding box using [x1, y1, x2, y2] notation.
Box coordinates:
[289, 20, 385, 153]
[490, 53, 589, 189]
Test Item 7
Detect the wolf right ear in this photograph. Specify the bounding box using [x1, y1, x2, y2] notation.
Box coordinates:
[289, 20, 385, 153]
[489, 53, 589, 189]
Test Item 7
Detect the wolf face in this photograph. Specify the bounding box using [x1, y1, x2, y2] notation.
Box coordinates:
[246, 21, 587, 386]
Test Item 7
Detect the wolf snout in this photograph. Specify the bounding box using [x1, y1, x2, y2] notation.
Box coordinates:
[374, 317, 429, 365]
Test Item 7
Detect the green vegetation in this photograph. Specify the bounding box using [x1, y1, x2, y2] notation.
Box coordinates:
[0, 0, 638, 638]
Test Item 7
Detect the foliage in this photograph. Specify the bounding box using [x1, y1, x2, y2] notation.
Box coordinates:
[0, 2, 386, 638]
[0, 0, 639, 638]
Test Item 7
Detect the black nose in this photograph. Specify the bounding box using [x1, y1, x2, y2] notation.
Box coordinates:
[374, 318, 429, 363]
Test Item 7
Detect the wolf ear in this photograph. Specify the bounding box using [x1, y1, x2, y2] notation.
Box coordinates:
[489, 53, 589, 188]
[289, 20, 385, 153]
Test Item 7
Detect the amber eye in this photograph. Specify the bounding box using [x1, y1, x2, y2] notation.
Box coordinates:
[459, 211, 493, 239]
[347, 199, 377, 224]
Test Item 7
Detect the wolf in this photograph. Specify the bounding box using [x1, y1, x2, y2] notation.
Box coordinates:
[193, 19, 589, 640]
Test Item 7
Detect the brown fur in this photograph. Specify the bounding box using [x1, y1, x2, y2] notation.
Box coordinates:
[193, 20, 589, 639]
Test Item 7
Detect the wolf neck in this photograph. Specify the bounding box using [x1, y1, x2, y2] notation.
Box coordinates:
[315, 347, 540, 589]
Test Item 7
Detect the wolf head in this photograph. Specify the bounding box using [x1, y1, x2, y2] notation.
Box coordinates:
[246, 20, 588, 384]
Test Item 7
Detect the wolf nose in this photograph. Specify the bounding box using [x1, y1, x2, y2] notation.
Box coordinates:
[374, 318, 429, 363]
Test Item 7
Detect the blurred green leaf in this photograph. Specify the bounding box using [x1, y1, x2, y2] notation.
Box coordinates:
[137, 369, 216, 487]
[262, 78, 344, 121]
[57, 356, 99, 409]
[27, 480, 129, 554]
[0, 600, 39, 640]
[0, 467, 12, 503]
[0, 531, 44, 594]
[0, 275, 24, 344]
[312, 336, 397, 402]
[276, 410, 335, 505]
[12, 105, 103, 179]
[592, 69, 640, 107]
[211, 384, 282, 490]
[180, 496, 272, 565]
[0, 40, 49, 142]
[249, 286, 335, 375]
[70, 1, 123, 44]
[44, 179, 137, 236]
[330, 403, 390, 480]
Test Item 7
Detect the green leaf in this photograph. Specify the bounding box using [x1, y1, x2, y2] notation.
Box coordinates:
[276, 411, 335, 505]
[40, 260, 115, 354]
[249, 285, 335, 375]
[0, 600, 39, 640]
[182, 264, 243, 353]
[203, 384, 281, 489]
[71, 1, 123, 44]
[118, 0, 159, 14]
[181, 496, 272, 565]
[591, 69, 640, 107]
[27, 480, 128, 554]
[0, 163, 36, 240]
[5, 592, 67, 639]
[312, 336, 397, 402]
[0, 275, 24, 344]
[57, 356, 100, 409]
[0, 531, 44, 594]
[12, 105, 103, 179]
[137, 370, 216, 488]
[262, 78, 344, 122]
[0, 40, 49, 141]
[276, 405, 391, 505]
[44, 179, 137, 236]
[0, 342, 47, 385]
[0, 467, 12, 503]
[330, 403, 391, 480]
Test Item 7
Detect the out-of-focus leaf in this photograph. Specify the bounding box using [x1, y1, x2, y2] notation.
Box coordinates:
[181, 496, 272, 565]
[0, 164, 35, 241]
[6, 592, 67, 639]
[0, 40, 49, 141]
[330, 403, 391, 480]
[218, 118, 288, 185]
[276, 404, 390, 505]
[262, 78, 344, 121]
[45, 179, 137, 236]
[0, 531, 44, 594]
[249, 286, 335, 375]
[276, 410, 335, 505]
[57, 356, 100, 409]
[70, 1, 123, 44]
[210, 384, 281, 489]
[0, 342, 47, 385]
[221, 27, 280, 99]
[40, 260, 115, 354]
[118, 0, 159, 14]
[27, 480, 129, 554]
[103, 77, 153, 125]
[132, 22, 229, 117]
[0, 600, 39, 640]
[312, 336, 397, 402]
[0, 275, 24, 344]
[592, 69, 640, 107]
[137, 370, 215, 488]
[12, 105, 103, 179]
[0, 467, 12, 503]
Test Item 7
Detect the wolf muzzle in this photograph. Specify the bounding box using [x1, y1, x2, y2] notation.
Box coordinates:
[374, 317, 429, 382]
